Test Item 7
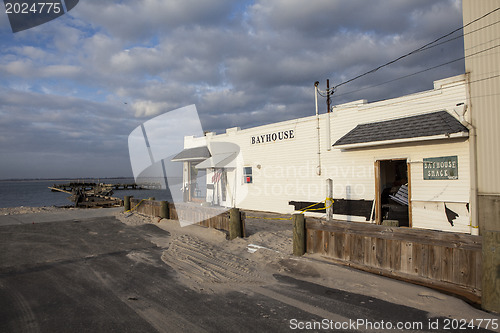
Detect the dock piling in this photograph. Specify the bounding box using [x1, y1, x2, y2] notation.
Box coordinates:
[229, 208, 243, 240]
[293, 213, 305, 256]
[160, 201, 169, 219]
[124, 196, 131, 211]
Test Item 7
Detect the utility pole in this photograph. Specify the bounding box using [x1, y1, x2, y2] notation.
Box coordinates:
[326, 79, 332, 151]
[326, 79, 331, 113]
[314, 81, 321, 176]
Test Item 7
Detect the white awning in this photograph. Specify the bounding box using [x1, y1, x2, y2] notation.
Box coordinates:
[171, 146, 211, 162]
[195, 152, 237, 169]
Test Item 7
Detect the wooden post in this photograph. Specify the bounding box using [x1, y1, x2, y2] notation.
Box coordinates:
[240, 211, 246, 238]
[293, 214, 305, 256]
[124, 196, 131, 211]
[482, 230, 500, 312]
[326, 178, 333, 222]
[160, 201, 169, 219]
[229, 208, 242, 240]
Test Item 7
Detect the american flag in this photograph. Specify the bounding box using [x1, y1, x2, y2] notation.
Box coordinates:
[212, 170, 222, 183]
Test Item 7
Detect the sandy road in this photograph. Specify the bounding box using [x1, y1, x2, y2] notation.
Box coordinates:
[0, 209, 498, 332]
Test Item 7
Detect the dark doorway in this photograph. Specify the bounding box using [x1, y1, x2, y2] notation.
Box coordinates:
[375, 159, 410, 227]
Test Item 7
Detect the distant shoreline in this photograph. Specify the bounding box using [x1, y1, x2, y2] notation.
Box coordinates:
[0, 177, 134, 182]
[0, 205, 75, 215]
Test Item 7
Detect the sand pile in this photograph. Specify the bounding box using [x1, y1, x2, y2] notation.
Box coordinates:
[114, 210, 497, 321]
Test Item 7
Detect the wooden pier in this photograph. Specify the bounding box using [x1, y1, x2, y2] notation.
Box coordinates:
[48, 182, 144, 208]
[50, 182, 143, 192]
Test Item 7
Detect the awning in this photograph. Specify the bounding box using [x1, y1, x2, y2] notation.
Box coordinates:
[171, 146, 211, 162]
[333, 111, 469, 150]
[194, 142, 240, 169]
[195, 152, 237, 169]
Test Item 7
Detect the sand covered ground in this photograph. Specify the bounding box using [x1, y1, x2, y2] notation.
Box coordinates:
[114, 210, 499, 322]
[0, 206, 72, 215]
[1, 205, 498, 329]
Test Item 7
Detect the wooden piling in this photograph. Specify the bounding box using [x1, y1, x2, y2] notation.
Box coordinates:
[124, 196, 131, 211]
[293, 213, 305, 256]
[482, 230, 500, 312]
[160, 201, 169, 219]
[326, 178, 333, 222]
[229, 208, 242, 240]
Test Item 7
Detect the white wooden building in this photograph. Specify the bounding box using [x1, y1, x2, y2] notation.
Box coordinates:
[173, 74, 474, 234]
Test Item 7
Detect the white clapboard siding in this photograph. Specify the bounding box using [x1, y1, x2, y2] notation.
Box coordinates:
[412, 201, 470, 233]
[183, 75, 471, 232]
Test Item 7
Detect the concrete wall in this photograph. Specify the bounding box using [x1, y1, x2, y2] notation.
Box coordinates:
[463, 0, 500, 312]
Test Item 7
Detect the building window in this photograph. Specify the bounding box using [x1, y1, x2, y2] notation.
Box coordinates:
[243, 167, 252, 183]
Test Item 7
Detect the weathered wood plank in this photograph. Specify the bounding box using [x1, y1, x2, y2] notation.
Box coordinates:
[349, 234, 362, 264]
[475, 250, 482, 290]
[428, 245, 442, 280]
[306, 228, 314, 254]
[320, 255, 481, 305]
[400, 241, 413, 275]
[364, 236, 376, 267]
[441, 247, 454, 283]
[323, 231, 329, 254]
[314, 230, 324, 254]
[420, 244, 429, 278]
[306, 218, 481, 251]
[325, 232, 334, 257]
[454, 248, 474, 287]
[343, 233, 351, 262]
[376, 237, 386, 269]
[411, 242, 420, 276]
[333, 232, 344, 260]
[386, 239, 401, 272]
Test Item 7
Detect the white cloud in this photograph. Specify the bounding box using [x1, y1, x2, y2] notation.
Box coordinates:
[131, 100, 173, 117]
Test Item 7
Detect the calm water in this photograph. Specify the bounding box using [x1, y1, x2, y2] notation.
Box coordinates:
[0, 179, 173, 208]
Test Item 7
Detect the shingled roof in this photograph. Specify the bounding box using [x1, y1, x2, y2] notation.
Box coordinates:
[333, 111, 469, 149]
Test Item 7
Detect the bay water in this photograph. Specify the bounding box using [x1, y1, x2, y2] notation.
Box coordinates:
[0, 179, 173, 208]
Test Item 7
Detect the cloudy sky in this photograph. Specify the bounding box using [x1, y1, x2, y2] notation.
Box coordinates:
[0, 0, 465, 179]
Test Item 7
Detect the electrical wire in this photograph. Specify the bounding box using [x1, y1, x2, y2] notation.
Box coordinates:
[321, 19, 500, 96]
[331, 73, 500, 112]
[334, 43, 500, 99]
[333, 7, 500, 89]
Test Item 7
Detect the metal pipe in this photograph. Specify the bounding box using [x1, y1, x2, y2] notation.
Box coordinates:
[456, 95, 479, 235]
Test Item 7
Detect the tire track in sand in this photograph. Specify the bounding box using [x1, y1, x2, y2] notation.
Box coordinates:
[161, 234, 262, 289]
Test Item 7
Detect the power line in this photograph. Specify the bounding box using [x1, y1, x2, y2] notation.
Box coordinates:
[334, 43, 500, 99]
[333, 7, 500, 89]
[332, 73, 500, 112]
[417, 19, 500, 54]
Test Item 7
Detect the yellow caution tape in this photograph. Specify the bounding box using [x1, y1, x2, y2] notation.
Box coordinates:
[246, 198, 335, 220]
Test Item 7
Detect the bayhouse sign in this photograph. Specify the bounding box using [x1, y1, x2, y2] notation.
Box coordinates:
[423, 156, 458, 180]
[251, 129, 294, 144]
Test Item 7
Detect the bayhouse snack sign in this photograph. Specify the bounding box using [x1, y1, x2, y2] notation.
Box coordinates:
[423, 156, 458, 180]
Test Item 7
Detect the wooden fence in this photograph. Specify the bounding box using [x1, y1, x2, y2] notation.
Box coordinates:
[305, 217, 482, 304]
[169, 202, 236, 233]
[129, 199, 238, 234]
[130, 198, 163, 217]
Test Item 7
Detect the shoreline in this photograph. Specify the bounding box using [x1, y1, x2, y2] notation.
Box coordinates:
[0, 205, 81, 215]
